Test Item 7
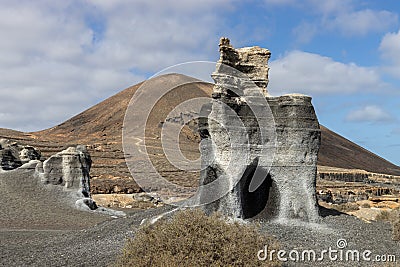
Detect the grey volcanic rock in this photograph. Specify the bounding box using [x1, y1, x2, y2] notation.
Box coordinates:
[0, 139, 41, 170]
[217, 37, 271, 95]
[264, 94, 320, 221]
[75, 198, 99, 210]
[19, 146, 41, 164]
[35, 145, 91, 197]
[198, 38, 320, 222]
[0, 139, 124, 219]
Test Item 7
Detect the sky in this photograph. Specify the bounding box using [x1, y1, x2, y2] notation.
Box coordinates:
[0, 0, 399, 165]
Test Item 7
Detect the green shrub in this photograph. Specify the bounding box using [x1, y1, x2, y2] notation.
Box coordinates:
[116, 209, 280, 267]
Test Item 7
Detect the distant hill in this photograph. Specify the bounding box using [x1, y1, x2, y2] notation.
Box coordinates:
[319, 126, 400, 175]
[1, 73, 399, 189]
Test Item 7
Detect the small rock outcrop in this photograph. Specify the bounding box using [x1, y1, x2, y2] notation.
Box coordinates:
[35, 145, 92, 198]
[198, 38, 320, 222]
[0, 140, 121, 214]
[0, 139, 41, 170]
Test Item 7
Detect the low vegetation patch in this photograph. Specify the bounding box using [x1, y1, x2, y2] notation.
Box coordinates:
[332, 202, 360, 212]
[360, 202, 371, 208]
[116, 209, 280, 266]
[393, 218, 400, 241]
[375, 208, 400, 241]
[376, 210, 393, 222]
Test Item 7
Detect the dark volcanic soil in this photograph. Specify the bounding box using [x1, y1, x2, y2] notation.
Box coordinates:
[0, 163, 108, 230]
[1, 166, 399, 266]
[262, 213, 400, 266]
[0, 205, 172, 267]
[0, 163, 172, 266]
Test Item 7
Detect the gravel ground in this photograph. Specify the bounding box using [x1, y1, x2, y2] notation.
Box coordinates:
[1, 166, 399, 266]
[260, 208, 400, 267]
[0, 207, 172, 266]
[0, 164, 173, 266]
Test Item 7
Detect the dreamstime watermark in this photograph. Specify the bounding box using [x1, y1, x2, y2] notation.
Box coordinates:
[257, 239, 397, 263]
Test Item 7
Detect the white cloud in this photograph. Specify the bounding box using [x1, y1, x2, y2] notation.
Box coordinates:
[292, 22, 318, 44]
[379, 29, 400, 78]
[306, 0, 354, 15]
[268, 51, 384, 95]
[380, 30, 400, 59]
[264, 0, 353, 12]
[83, 0, 232, 71]
[345, 105, 394, 123]
[265, 1, 397, 42]
[329, 9, 398, 36]
[0, 0, 233, 131]
[263, 0, 297, 5]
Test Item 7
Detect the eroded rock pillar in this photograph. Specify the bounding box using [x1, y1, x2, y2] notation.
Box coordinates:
[199, 38, 320, 222]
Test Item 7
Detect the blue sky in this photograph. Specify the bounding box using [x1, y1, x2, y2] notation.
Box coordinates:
[0, 0, 399, 165]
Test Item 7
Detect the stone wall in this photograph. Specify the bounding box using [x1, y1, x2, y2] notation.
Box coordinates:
[318, 172, 370, 183]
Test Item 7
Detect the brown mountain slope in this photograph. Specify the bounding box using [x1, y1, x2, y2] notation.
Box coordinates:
[1, 73, 399, 190]
[0, 74, 214, 189]
[35, 73, 211, 142]
[319, 126, 400, 175]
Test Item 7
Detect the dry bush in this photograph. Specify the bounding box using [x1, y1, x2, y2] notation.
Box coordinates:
[393, 219, 400, 241]
[116, 209, 280, 267]
[375, 209, 400, 241]
[376, 209, 400, 223]
[376, 210, 393, 222]
[360, 202, 371, 208]
[392, 209, 400, 241]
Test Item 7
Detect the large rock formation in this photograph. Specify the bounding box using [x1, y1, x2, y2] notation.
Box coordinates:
[198, 38, 320, 222]
[0, 139, 92, 198]
[265, 95, 320, 221]
[0, 139, 41, 170]
[0, 139, 122, 213]
[35, 145, 92, 198]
